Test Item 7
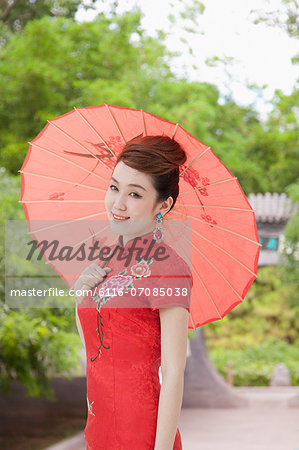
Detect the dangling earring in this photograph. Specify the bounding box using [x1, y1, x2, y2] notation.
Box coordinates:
[153, 213, 164, 243]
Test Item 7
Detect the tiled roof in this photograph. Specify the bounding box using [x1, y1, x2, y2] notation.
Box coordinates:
[247, 192, 299, 223]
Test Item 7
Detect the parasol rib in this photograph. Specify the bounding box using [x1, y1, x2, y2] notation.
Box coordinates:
[71, 224, 114, 249]
[166, 226, 223, 324]
[28, 142, 109, 183]
[189, 312, 196, 331]
[171, 123, 179, 139]
[162, 229, 196, 330]
[171, 210, 262, 247]
[28, 211, 107, 234]
[47, 119, 112, 172]
[19, 200, 105, 203]
[140, 109, 147, 136]
[173, 221, 258, 278]
[73, 107, 116, 160]
[183, 232, 245, 302]
[178, 176, 238, 197]
[179, 146, 211, 176]
[18, 170, 106, 192]
[156, 224, 198, 330]
[104, 104, 126, 144]
[175, 204, 256, 212]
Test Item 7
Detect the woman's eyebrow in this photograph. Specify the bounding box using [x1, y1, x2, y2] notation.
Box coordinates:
[111, 176, 147, 191]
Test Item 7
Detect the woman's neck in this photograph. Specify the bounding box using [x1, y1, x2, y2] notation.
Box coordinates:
[122, 226, 155, 247]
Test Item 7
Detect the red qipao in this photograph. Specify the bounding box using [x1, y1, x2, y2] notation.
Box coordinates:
[77, 230, 193, 449]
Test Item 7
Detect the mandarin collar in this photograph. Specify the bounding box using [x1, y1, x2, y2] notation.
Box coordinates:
[118, 230, 156, 249]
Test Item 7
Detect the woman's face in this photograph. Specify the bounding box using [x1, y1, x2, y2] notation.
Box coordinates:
[105, 160, 172, 245]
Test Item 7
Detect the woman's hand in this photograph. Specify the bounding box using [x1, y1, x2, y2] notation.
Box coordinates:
[73, 262, 112, 304]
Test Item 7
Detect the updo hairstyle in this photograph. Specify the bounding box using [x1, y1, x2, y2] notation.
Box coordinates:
[115, 135, 187, 214]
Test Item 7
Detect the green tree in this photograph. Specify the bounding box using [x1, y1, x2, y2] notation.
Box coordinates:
[0, 0, 96, 33]
[0, 12, 174, 174]
[250, 0, 299, 39]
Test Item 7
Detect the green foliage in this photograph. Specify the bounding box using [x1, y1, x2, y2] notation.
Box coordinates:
[0, 0, 93, 34]
[204, 265, 299, 385]
[209, 336, 299, 386]
[0, 168, 24, 300]
[278, 179, 299, 286]
[0, 304, 82, 399]
[0, 13, 173, 174]
[250, 0, 299, 39]
[249, 88, 299, 192]
[205, 266, 299, 348]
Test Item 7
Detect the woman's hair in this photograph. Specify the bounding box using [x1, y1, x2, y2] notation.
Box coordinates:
[115, 135, 187, 214]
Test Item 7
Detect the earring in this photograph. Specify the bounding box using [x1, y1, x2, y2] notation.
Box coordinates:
[153, 213, 164, 243]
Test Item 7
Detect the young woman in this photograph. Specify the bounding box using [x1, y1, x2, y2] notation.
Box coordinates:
[75, 135, 193, 449]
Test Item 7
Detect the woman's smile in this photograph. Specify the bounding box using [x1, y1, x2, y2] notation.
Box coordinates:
[112, 212, 130, 222]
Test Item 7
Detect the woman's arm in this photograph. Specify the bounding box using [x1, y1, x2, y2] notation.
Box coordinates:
[154, 306, 189, 450]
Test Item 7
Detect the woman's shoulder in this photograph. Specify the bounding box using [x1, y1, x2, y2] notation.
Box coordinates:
[152, 240, 192, 277]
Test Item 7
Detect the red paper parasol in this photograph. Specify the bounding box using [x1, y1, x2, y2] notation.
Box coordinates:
[19, 103, 261, 330]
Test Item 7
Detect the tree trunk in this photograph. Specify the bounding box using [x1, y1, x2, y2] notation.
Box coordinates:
[183, 328, 248, 408]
